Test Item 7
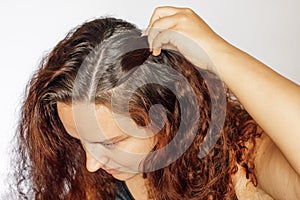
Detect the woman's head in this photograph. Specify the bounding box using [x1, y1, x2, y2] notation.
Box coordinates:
[50, 27, 157, 181]
[14, 17, 261, 199]
[36, 17, 215, 176]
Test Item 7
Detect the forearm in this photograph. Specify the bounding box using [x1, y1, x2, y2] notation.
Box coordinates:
[208, 39, 300, 175]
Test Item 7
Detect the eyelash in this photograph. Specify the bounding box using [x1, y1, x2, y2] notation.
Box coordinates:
[101, 138, 127, 148]
[85, 137, 128, 149]
[101, 141, 118, 148]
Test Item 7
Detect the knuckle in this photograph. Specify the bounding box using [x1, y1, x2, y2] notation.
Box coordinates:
[183, 7, 193, 13]
[179, 13, 189, 22]
[181, 7, 194, 16]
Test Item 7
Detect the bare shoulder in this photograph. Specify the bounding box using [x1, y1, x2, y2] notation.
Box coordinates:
[239, 133, 300, 199]
[232, 133, 274, 199]
[233, 163, 274, 200]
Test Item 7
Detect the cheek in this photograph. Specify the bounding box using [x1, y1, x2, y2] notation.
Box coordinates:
[111, 138, 154, 171]
[120, 137, 154, 154]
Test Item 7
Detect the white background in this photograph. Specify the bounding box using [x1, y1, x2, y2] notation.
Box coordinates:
[0, 0, 299, 195]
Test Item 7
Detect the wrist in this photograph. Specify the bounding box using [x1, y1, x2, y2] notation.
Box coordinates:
[198, 34, 234, 79]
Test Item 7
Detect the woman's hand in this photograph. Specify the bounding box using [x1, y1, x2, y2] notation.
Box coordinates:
[145, 6, 225, 71]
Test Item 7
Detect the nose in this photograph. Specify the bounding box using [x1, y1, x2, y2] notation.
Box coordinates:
[86, 151, 109, 172]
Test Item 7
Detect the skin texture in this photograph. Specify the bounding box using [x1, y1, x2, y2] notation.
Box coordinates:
[57, 102, 154, 181]
[145, 6, 300, 199]
[13, 8, 300, 200]
[17, 16, 260, 199]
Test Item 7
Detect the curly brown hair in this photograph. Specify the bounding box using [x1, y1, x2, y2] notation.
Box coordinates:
[12, 17, 262, 199]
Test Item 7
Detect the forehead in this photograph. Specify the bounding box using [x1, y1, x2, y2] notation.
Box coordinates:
[56, 102, 130, 142]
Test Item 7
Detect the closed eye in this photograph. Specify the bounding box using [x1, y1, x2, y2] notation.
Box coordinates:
[101, 141, 119, 148]
[87, 136, 128, 149]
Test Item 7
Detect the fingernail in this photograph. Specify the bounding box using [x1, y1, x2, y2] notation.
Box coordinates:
[153, 49, 161, 56]
[144, 28, 149, 35]
[141, 30, 147, 36]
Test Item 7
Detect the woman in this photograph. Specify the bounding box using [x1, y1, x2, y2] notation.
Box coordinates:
[13, 6, 299, 200]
